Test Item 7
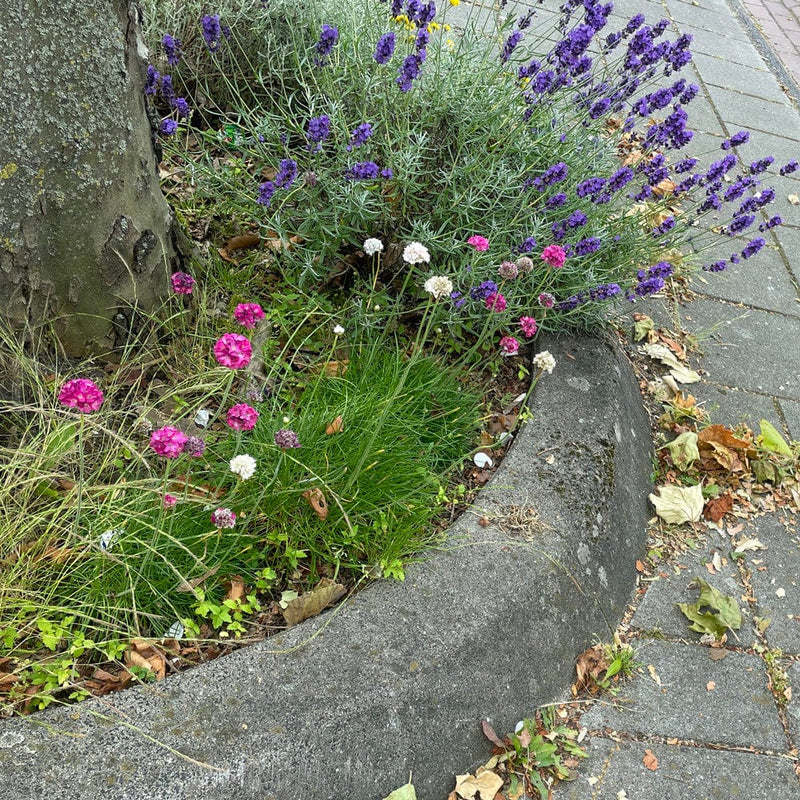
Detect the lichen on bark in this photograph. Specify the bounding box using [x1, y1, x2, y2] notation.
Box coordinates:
[0, 0, 179, 355]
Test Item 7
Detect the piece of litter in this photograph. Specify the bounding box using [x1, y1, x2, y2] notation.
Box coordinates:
[587, 776, 600, 786]
[776, 588, 786, 598]
[99, 529, 123, 551]
[194, 409, 211, 427]
[165, 620, 184, 640]
[473, 452, 493, 468]
[706, 681, 716, 691]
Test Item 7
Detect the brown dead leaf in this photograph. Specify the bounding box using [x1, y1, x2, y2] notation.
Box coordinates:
[709, 649, 728, 661]
[698, 424, 751, 451]
[225, 577, 246, 603]
[657, 333, 686, 361]
[643, 749, 659, 771]
[218, 232, 260, 261]
[282, 578, 347, 627]
[635, 559, 647, 572]
[481, 719, 506, 749]
[325, 415, 344, 435]
[315, 359, 349, 377]
[175, 565, 220, 593]
[516, 728, 532, 748]
[573, 643, 611, 695]
[704, 493, 734, 523]
[124, 640, 166, 680]
[454, 769, 504, 800]
[302, 487, 329, 520]
[651, 179, 676, 198]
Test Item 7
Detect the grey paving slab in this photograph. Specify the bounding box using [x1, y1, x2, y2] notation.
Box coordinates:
[579, 639, 785, 749]
[786, 661, 800, 746]
[705, 84, 800, 139]
[691, 247, 800, 315]
[667, 1, 751, 41]
[768, 222, 800, 287]
[691, 380, 783, 430]
[681, 24, 771, 69]
[779, 397, 800, 440]
[679, 299, 800, 396]
[690, 52, 790, 103]
[744, 513, 800, 654]
[557, 737, 800, 799]
[630, 535, 758, 646]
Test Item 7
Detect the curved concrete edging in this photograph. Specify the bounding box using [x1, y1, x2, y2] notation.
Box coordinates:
[0, 333, 652, 800]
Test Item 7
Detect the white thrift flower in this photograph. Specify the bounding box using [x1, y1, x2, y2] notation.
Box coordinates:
[533, 350, 556, 374]
[363, 238, 383, 256]
[332, 323, 345, 335]
[403, 241, 431, 264]
[424, 275, 454, 300]
[229, 454, 257, 481]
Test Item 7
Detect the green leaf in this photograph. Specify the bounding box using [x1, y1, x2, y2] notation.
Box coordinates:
[381, 783, 416, 800]
[676, 578, 741, 638]
[634, 315, 654, 342]
[752, 459, 781, 484]
[42, 421, 78, 462]
[758, 420, 793, 457]
[661, 431, 699, 472]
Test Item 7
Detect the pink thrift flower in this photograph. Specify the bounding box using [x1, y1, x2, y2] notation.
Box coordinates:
[226, 403, 259, 432]
[538, 292, 556, 308]
[214, 333, 252, 369]
[519, 316, 538, 338]
[274, 428, 301, 449]
[485, 292, 507, 312]
[498, 261, 518, 280]
[467, 235, 490, 251]
[163, 493, 178, 508]
[150, 426, 188, 458]
[233, 302, 265, 329]
[171, 272, 196, 294]
[58, 378, 104, 413]
[541, 244, 566, 268]
[500, 336, 519, 355]
[211, 507, 236, 529]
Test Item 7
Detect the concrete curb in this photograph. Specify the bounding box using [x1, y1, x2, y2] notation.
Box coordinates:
[0, 334, 652, 800]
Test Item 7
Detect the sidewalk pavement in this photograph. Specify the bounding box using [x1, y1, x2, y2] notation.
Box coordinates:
[532, 0, 800, 796]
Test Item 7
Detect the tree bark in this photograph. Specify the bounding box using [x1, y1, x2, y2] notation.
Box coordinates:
[0, 0, 179, 356]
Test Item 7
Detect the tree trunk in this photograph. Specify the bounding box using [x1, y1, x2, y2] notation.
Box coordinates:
[0, 0, 179, 356]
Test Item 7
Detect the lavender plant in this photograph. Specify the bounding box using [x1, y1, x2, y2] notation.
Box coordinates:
[142, 0, 787, 360]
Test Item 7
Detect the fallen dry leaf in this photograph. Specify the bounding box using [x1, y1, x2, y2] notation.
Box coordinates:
[647, 664, 662, 686]
[175, 566, 220, 593]
[302, 487, 329, 520]
[325, 415, 344, 435]
[282, 578, 347, 627]
[788, 194, 799, 205]
[649, 482, 705, 524]
[454, 769, 504, 800]
[224, 577, 246, 603]
[704, 493, 734, 523]
[481, 719, 505, 749]
[643, 749, 659, 771]
[573, 643, 611, 695]
[124, 639, 166, 680]
[218, 232, 260, 261]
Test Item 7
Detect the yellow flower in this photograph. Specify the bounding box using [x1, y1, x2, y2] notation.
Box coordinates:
[428, 21, 440, 31]
[449, 0, 460, 5]
[444, 24, 452, 31]
[446, 38, 455, 50]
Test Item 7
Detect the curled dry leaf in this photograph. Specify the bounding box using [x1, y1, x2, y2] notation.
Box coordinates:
[302, 487, 329, 520]
[454, 769, 504, 800]
[124, 639, 166, 680]
[218, 232, 260, 262]
[643, 749, 659, 771]
[225, 577, 246, 603]
[572, 643, 611, 695]
[282, 578, 347, 627]
[325, 415, 344, 435]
